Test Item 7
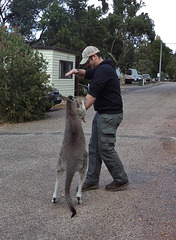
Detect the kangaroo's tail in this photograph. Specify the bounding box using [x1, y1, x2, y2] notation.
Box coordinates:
[65, 171, 76, 218]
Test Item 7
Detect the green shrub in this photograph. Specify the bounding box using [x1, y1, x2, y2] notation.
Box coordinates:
[0, 25, 52, 123]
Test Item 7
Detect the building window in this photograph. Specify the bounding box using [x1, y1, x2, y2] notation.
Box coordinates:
[59, 61, 73, 79]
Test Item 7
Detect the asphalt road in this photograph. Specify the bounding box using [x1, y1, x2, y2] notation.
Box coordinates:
[0, 82, 176, 240]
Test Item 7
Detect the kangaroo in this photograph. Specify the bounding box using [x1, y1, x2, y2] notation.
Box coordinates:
[51, 96, 87, 218]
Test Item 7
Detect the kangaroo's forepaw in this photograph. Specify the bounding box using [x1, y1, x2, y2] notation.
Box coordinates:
[77, 197, 83, 204]
[51, 197, 57, 203]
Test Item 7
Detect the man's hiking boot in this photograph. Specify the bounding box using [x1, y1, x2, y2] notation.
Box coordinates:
[105, 180, 129, 191]
[82, 182, 99, 192]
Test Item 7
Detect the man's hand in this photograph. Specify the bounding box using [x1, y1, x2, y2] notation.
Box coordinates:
[65, 68, 86, 79]
[65, 68, 79, 77]
[85, 94, 96, 110]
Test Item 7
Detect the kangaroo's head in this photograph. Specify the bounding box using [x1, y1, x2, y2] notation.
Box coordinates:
[61, 95, 86, 119]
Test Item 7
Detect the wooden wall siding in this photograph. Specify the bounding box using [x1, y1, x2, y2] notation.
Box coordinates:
[38, 49, 53, 79]
[37, 49, 76, 96]
[52, 51, 75, 96]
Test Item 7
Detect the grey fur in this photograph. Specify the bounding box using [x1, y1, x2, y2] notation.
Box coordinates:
[51, 96, 87, 218]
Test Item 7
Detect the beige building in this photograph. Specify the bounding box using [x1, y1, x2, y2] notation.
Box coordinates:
[35, 46, 80, 96]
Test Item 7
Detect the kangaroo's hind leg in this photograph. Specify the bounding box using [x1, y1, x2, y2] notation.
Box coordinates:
[76, 168, 86, 204]
[51, 170, 64, 203]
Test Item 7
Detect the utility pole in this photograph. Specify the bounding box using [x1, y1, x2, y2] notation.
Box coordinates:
[159, 41, 162, 83]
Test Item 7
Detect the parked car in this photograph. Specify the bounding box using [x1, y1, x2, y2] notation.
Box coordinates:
[45, 88, 62, 111]
[116, 68, 141, 84]
[126, 68, 140, 83]
[142, 74, 151, 83]
[138, 75, 143, 81]
[48, 88, 62, 105]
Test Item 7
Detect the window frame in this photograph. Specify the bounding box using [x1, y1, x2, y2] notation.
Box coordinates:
[59, 60, 73, 79]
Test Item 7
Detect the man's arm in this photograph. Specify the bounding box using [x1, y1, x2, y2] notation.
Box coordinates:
[84, 94, 96, 110]
[65, 68, 86, 79]
[65, 69, 95, 109]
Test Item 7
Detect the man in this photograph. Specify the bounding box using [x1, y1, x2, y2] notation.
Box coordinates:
[65, 46, 129, 191]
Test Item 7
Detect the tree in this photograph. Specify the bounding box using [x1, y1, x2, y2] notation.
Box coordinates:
[38, 2, 72, 47]
[38, 0, 107, 52]
[0, 25, 51, 123]
[79, 6, 108, 51]
[150, 38, 172, 78]
[166, 53, 176, 80]
[1, 0, 55, 41]
[134, 40, 153, 76]
[0, 0, 12, 23]
[106, 0, 155, 84]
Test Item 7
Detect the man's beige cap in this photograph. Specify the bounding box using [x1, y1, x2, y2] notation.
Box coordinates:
[80, 46, 100, 65]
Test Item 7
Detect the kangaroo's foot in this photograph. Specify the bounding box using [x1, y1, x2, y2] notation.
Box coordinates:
[77, 196, 83, 204]
[51, 196, 57, 203]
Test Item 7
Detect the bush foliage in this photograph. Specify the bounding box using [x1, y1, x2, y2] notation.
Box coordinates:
[0, 25, 52, 123]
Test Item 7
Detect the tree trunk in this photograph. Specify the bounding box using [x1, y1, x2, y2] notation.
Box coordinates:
[121, 72, 126, 86]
